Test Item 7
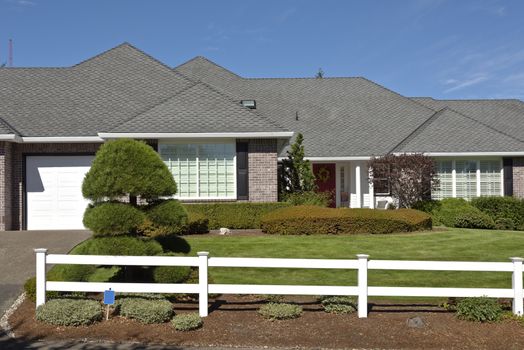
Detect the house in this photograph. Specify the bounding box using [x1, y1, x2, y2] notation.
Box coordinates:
[0, 43, 523, 230]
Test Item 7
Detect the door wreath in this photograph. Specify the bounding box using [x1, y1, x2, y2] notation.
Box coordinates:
[317, 167, 331, 183]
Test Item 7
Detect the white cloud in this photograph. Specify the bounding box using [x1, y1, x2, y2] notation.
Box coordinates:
[444, 74, 488, 93]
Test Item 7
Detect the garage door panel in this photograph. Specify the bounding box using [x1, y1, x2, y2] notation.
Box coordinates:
[26, 156, 94, 230]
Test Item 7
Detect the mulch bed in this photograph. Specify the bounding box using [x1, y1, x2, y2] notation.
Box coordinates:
[9, 295, 524, 349]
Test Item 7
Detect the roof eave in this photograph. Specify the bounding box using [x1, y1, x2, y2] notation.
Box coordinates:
[98, 132, 294, 139]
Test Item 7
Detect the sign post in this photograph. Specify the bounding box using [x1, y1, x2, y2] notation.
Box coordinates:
[103, 288, 115, 321]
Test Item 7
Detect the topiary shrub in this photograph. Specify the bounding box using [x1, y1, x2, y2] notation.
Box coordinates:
[319, 296, 357, 314]
[36, 298, 103, 326]
[471, 197, 524, 230]
[283, 191, 331, 207]
[183, 202, 291, 229]
[186, 212, 209, 234]
[494, 217, 516, 230]
[258, 302, 303, 320]
[154, 235, 191, 254]
[153, 253, 192, 284]
[454, 211, 495, 229]
[144, 199, 188, 236]
[117, 296, 173, 324]
[260, 206, 431, 235]
[83, 202, 146, 236]
[456, 297, 503, 322]
[82, 139, 177, 202]
[172, 313, 203, 331]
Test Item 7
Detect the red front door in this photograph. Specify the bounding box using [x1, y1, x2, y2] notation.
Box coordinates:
[313, 163, 336, 207]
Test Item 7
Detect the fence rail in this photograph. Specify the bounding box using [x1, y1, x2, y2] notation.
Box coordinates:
[34, 249, 524, 318]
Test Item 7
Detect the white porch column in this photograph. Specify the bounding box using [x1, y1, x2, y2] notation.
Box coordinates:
[355, 164, 361, 208]
[368, 167, 374, 209]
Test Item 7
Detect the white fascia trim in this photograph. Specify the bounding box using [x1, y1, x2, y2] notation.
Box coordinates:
[421, 152, 524, 157]
[302, 156, 371, 161]
[98, 132, 294, 139]
[21, 136, 104, 143]
[0, 134, 21, 142]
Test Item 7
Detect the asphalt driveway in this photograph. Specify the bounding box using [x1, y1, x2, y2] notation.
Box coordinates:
[0, 230, 91, 317]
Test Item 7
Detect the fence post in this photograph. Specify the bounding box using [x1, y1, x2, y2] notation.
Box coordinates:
[356, 254, 369, 318]
[511, 257, 523, 316]
[198, 251, 209, 317]
[34, 248, 48, 307]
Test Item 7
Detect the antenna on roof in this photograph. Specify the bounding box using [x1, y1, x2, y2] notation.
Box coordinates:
[295, 111, 299, 121]
[8, 39, 13, 67]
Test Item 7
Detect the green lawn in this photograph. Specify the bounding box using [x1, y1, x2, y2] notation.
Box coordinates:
[184, 228, 524, 290]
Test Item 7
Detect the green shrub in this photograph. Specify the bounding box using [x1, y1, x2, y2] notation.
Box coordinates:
[83, 202, 146, 236]
[320, 296, 357, 314]
[184, 202, 291, 229]
[454, 211, 495, 229]
[153, 253, 192, 284]
[82, 139, 177, 201]
[471, 197, 524, 230]
[412, 199, 442, 215]
[260, 206, 431, 235]
[456, 297, 503, 322]
[171, 313, 203, 331]
[145, 199, 188, 236]
[283, 191, 331, 207]
[154, 234, 191, 254]
[117, 297, 173, 324]
[36, 298, 103, 326]
[258, 303, 303, 320]
[186, 212, 209, 234]
[494, 217, 516, 230]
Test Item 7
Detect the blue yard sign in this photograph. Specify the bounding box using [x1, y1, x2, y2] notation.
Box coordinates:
[103, 288, 115, 305]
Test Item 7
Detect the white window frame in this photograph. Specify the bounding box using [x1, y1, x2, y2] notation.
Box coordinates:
[158, 139, 237, 200]
[433, 157, 504, 199]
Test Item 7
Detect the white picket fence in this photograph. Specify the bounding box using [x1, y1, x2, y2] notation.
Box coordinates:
[34, 248, 524, 318]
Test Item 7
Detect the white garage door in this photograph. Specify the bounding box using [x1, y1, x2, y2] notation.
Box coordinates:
[26, 155, 94, 230]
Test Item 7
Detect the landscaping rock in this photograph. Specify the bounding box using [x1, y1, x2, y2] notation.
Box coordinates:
[219, 228, 231, 235]
[407, 316, 425, 328]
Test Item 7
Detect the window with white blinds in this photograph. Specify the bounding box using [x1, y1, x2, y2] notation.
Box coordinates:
[432, 160, 453, 200]
[159, 142, 236, 199]
[432, 159, 502, 200]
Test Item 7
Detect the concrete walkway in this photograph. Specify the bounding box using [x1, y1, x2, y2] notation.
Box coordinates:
[0, 230, 91, 317]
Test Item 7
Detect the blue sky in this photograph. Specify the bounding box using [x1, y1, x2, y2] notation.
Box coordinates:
[1, 0, 523, 100]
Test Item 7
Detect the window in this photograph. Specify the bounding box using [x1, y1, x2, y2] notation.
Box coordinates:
[372, 163, 390, 195]
[432, 160, 452, 200]
[159, 142, 236, 199]
[432, 159, 502, 200]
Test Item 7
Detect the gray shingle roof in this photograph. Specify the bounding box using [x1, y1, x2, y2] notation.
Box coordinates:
[174, 57, 524, 156]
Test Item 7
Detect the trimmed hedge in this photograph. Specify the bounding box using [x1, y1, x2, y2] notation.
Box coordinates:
[454, 211, 495, 229]
[172, 313, 203, 331]
[260, 206, 431, 235]
[117, 296, 173, 324]
[282, 191, 331, 207]
[184, 202, 291, 229]
[471, 197, 524, 231]
[36, 298, 103, 326]
[83, 202, 146, 236]
[186, 212, 209, 234]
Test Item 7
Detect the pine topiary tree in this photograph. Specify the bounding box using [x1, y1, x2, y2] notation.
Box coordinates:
[281, 133, 316, 194]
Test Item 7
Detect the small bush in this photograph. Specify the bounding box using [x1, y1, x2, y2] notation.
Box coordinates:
[117, 297, 173, 323]
[454, 211, 495, 229]
[471, 196, 524, 230]
[36, 298, 103, 326]
[145, 199, 188, 236]
[412, 199, 442, 215]
[456, 297, 503, 322]
[184, 202, 291, 229]
[83, 202, 146, 236]
[261, 206, 431, 235]
[258, 303, 303, 320]
[319, 296, 357, 314]
[495, 217, 516, 230]
[172, 313, 203, 331]
[153, 253, 192, 284]
[283, 191, 331, 207]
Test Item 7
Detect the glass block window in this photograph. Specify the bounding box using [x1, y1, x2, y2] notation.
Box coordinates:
[455, 160, 477, 199]
[160, 142, 236, 199]
[480, 160, 501, 196]
[432, 160, 453, 200]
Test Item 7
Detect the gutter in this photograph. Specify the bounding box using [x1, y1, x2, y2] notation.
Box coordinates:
[98, 132, 294, 139]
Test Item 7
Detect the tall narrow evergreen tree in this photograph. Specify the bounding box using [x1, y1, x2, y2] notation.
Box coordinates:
[281, 133, 316, 194]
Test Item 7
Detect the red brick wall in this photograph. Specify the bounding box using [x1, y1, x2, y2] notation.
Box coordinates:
[246, 139, 278, 202]
[514, 157, 524, 199]
[0, 142, 13, 230]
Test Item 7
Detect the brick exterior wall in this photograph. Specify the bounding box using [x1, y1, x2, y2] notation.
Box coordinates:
[11, 143, 101, 230]
[246, 139, 278, 202]
[0, 142, 13, 231]
[514, 157, 524, 199]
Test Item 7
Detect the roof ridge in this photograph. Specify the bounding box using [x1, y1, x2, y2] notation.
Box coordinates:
[246, 76, 363, 80]
[390, 108, 447, 153]
[0, 114, 21, 135]
[73, 42, 132, 67]
[173, 55, 242, 79]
